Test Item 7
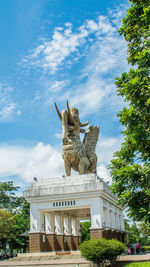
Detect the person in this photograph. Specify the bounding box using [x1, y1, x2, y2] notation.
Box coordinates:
[135, 241, 140, 254]
[141, 243, 145, 253]
[131, 242, 135, 254]
[128, 246, 131, 255]
[127, 242, 131, 255]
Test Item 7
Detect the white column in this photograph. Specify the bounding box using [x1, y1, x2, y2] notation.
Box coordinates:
[55, 214, 64, 234]
[68, 217, 72, 234]
[41, 211, 45, 231]
[109, 210, 112, 227]
[45, 213, 54, 233]
[91, 197, 104, 228]
[104, 207, 110, 227]
[78, 219, 81, 236]
[106, 208, 110, 227]
[60, 213, 64, 234]
[76, 219, 80, 235]
[64, 217, 69, 235]
[116, 213, 119, 229]
[55, 214, 61, 234]
[30, 203, 41, 232]
[103, 207, 106, 226]
[71, 218, 77, 235]
[111, 207, 115, 228]
[120, 214, 124, 230]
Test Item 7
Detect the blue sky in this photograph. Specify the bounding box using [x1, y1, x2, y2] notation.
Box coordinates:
[0, 0, 129, 191]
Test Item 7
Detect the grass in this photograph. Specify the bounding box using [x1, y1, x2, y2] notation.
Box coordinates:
[125, 263, 150, 267]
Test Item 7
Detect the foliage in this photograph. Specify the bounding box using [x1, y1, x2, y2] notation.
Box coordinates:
[138, 222, 150, 236]
[138, 222, 150, 244]
[80, 238, 125, 267]
[0, 181, 24, 212]
[109, 0, 150, 222]
[144, 246, 150, 252]
[10, 200, 30, 252]
[124, 220, 150, 245]
[0, 208, 17, 253]
[124, 221, 141, 243]
[80, 221, 91, 242]
[0, 209, 16, 244]
[0, 181, 30, 253]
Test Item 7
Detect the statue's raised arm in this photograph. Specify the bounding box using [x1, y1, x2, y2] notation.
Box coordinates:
[55, 101, 99, 176]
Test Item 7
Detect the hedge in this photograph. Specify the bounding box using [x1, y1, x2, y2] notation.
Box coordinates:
[80, 238, 125, 267]
[144, 246, 150, 252]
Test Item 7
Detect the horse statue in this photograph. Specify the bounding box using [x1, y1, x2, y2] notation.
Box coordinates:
[55, 101, 99, 176]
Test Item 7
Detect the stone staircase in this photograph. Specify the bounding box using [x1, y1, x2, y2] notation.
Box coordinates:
[0, 251, 91, 267]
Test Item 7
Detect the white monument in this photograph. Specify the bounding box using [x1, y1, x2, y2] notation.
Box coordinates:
[23, 102, 125, 252]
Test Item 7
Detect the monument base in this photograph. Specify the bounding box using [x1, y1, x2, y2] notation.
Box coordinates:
[24, 174, 125, 253]
[90, 228, 126, 243]
[90, 228, 104, 239]
[29, 232, 47, 253]
[29, 232, 81, 252]
[47, 233, 56, 251]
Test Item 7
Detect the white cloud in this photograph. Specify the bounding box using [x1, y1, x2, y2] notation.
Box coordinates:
[68, 12, 128, 115]
[55, 133, 62, 139]
[87, 20, 99, 31]
[0, 135, 122, 185]
[0, 103, 17, 120]
[0, 83, 20, 121]
[97, 164, 110, 181]
[23, 22, 91, 73]
[70, 78, 113, 116]
[97, 136, 122, 165]
[21, 6, 128, 117]
[0, 143, 64, 182]
[22, 6, 127, 75]
[49, 80, 69, 93]
[53, 21, 127, 115]
[96, 135, 123, 183]
[97, 15, 116, 34]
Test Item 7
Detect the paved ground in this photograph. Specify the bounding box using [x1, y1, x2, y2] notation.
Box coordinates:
[119, 253, 150, 262]
[0, 258, 90, 267]
[0, 253, 150, 267]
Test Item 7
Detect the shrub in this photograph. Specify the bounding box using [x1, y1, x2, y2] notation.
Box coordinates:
[80, 238, 125, 267]
[144, 246, 150, 252]
[106, 239, 126, 264]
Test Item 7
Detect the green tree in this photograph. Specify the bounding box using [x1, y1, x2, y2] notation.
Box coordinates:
[0, 181, 24, 212]
[109, 0, 150, 222]
[10, 200, 30, 253]
[124, 220, 141, 243]
[80, 221, 91, 242]
[138, 222, 150, 244]
[0, 209, 16, 250]
[0, 181, 30, 253]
